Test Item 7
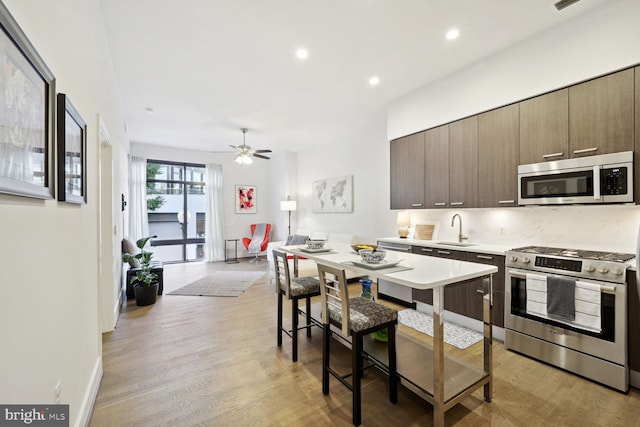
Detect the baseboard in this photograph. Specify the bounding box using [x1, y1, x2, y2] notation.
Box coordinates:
[378, 292, 416, 309]
[77, 357, 103, 427]
[631, 369, 640, 389]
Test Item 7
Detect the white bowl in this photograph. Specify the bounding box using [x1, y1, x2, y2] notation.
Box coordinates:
[306, 239, 326, 249]
[359, 249, 386, 264]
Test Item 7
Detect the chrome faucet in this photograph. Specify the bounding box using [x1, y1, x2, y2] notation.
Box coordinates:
[451, 214, 468, 243]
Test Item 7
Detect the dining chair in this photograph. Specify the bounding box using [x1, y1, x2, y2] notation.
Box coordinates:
[273, 249, 321, 362]
[316, 263, 398, 426]
[242, 223, 271, 262]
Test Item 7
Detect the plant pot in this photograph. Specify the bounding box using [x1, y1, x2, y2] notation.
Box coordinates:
[133, 282, 159, 306]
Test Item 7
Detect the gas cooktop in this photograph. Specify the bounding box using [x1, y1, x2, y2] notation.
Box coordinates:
[510, 246, 635, 263]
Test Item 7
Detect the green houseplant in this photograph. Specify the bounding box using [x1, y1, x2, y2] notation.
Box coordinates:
[122, 235, 159, 306]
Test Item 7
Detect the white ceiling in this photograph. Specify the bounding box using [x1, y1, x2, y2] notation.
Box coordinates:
[99, 0, 606, 155]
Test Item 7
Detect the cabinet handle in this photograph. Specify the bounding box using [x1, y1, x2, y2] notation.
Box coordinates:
[378, 245, 411, 252]
[434, 202, 447, 206]
[420, 248, 434, 252]
[476, 255, 493, 260]
[450, 202, 464, 206]
[542, 152, 564, 159]
[573, 147, 597, 154]
[411, 203, 424, 207]
[498, 200, 515, 204]
[437, 250, 451, 255]
[476, 289, 485, 294]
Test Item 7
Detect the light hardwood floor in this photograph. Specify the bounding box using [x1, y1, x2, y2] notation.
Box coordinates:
[90, 260, 640, 426]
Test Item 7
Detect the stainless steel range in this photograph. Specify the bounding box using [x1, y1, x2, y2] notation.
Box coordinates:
[504, 246, 634, 392]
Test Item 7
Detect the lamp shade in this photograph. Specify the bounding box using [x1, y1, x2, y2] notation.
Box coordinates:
[396, 211, 410, 227]
[280, 200, 297, 211]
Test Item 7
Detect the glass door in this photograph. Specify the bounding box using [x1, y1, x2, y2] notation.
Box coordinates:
[146, 160, 206, 263]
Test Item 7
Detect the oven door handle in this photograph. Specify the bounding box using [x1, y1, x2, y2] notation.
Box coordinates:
[507, 269, 617, 294]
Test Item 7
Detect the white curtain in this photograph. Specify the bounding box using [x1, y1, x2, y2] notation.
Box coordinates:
[204, 164, 225, 262]
[129, 155, 149, 240]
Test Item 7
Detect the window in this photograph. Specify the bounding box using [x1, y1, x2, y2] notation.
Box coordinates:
[146, 160, 206, 263]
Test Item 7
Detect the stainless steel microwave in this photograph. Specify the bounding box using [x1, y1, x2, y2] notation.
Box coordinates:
[518, 151, 633, 205]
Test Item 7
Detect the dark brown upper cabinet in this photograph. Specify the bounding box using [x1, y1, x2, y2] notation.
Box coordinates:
[390, 132, 425, 209]
[519, 89, 569, 164]
[569, 68, 634, 157]
[479, 104, 520, 208]
[424, 125, 450, 209]
[635, 66, 640, 203]
[449, 116, 478, 209]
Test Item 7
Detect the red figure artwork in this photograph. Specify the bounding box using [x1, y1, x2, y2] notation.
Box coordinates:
[235, 185, 256, 213]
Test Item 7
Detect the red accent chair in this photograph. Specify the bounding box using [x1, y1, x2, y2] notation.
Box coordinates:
[242, 223, 272, 261]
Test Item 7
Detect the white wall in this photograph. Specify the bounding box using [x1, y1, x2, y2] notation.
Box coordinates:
[388, 0, 640, 140]
[130, 143, 276, 258]
[296, 110, 397, 241]
[0, 1, 129, 426]
[384, 0, 640, 253]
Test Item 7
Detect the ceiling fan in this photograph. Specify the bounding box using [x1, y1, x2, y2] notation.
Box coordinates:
[230, 128, 272, 165]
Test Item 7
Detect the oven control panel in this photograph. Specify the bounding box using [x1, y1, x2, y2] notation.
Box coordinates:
[506, 252, 628, 283]
[535, 256, 582, 272]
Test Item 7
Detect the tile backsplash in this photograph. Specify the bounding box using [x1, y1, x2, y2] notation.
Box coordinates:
[405, 204, 640, 254]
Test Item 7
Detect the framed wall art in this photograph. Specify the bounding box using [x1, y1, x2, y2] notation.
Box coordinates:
[312, 175, 353, 213]
[57, 93, 87, 204]
[235, 185, 256, 214]
[0, 3, 56, 199]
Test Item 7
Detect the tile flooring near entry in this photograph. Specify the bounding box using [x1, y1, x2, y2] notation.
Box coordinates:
[90, 260, 640, 426]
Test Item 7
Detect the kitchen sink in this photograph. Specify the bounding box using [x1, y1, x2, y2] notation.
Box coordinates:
[436, 241, 479, 247]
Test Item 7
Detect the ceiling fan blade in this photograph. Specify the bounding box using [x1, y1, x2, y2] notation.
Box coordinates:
[254, 149, 272, 153]
[253, 154, 270, 160]
[229, 145, 238, 149]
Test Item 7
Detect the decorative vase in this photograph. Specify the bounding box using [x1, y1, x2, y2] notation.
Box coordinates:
[133, 282, 159, 306]
[359, 279, 388, 342]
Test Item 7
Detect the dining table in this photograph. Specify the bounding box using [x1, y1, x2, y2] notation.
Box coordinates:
[279, 242, 498, 427]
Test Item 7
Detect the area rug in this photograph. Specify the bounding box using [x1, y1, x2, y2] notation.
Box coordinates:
[398, 309, 483, 350]
[167, 271, 266, 297]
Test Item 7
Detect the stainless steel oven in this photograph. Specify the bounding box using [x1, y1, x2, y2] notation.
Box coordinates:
[504, 246, 633, 392]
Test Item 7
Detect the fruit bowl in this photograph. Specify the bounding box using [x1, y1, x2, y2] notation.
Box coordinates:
[306, 239, 326, 249]
[351, 244, 378, 254]
[359, 249, 387, 264]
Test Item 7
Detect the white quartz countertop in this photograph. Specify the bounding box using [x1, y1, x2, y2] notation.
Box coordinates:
[280, 243, 498, 290]
[377, 237, 512, 256]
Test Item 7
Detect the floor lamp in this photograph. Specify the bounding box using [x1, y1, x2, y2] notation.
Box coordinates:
[280, 196, 297, 236]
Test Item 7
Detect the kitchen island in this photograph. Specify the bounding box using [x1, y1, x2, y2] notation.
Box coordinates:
[280, 242, 498, 427]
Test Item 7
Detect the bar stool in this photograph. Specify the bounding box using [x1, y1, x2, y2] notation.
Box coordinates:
[317, 263, 398, 426]
[273, 249, 322, 362]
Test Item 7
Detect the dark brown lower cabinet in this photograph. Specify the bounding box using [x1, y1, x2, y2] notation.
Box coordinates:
[628, 273, 640, 372]
[410, 246, 505, 327]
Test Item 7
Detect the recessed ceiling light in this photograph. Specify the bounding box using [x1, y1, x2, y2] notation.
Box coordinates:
[446, 28, 460, 40]
[296, 48, 308, 59]
[369, 76, 380, 86]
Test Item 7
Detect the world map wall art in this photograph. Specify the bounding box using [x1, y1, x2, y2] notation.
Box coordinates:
[312, 175, 353, 213]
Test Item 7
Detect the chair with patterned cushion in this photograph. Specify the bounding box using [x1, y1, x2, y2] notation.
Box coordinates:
[273, 249, 322, 362]
[317, 263, 398, 426]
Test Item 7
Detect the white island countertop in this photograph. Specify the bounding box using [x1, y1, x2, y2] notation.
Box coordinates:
[280, 242, 498, 290]
[279, 241, 497, 427]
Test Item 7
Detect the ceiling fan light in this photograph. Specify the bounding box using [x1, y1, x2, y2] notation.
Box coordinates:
[235, 153, 253, 165]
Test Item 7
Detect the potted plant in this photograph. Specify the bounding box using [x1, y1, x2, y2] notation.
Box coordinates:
[122, 235, 159, 306]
